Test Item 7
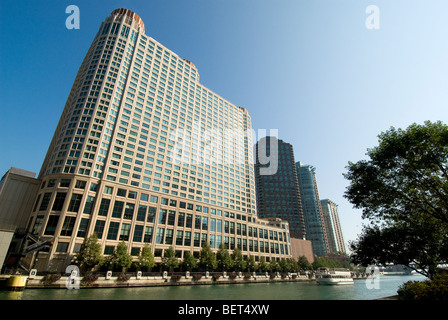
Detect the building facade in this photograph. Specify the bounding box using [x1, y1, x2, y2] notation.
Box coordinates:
[0, 168, 40, 271]
[320, 199, 346, 254]
[254, 137, 306, 240]
[295, 162, 329, 256]
[24, 9, 291, 272]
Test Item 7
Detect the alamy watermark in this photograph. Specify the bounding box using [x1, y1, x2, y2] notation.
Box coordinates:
[169, 124, 279, 176]
[365, 265, 381, 289]
[366, 5, 380, 30]
[65, 265, 80, 289]
[66, 5, 80, 30]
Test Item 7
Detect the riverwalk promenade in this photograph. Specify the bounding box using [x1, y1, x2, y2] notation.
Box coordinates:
[1, 271, 370, 290]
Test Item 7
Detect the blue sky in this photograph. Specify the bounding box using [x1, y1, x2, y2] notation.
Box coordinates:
[1, 0, 447, 247]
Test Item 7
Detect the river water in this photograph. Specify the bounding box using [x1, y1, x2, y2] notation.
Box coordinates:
[0, 274, 426, 300]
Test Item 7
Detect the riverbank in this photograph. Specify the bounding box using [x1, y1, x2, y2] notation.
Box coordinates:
[1, 272, 318, 290]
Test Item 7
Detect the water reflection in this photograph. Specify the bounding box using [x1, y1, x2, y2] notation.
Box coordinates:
[0, 274, 426, 300]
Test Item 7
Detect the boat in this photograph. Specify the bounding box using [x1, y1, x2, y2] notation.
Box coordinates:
[315, 268, 354, 285]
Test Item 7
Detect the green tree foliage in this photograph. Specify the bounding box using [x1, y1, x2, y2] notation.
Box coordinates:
[216, 243, 232, 271]
[257, 256, 269, 272]
[231, 248, 246, 271]
[162, 246, 179, 272]
[397, 272, 448, 300]
[181, 251, 197, 271]
[110, 242, 133, 271]
[297, 256, 313, 271]
[245, 255, 257, 272]
[199, 242, 217, 271]
[75, 233, 103, 271]
[138, 243, 155, 271]
[344, 121, 448, 279]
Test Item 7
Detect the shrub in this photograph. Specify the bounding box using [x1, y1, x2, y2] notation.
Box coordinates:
[244, 273, 251, 280]
[228, 273, 237, 280]
[213, 274, 221, 281]
[43, 273, 61, 284]
[117, 273, 131, 282]
[397, 273, 448, 300]
[82, 273, 99, 285]
[269, 274, 276, 280]
[192, 273, 202, 281]
[171, 274, 182, 282]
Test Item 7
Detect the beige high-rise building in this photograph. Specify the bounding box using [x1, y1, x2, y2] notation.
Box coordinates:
[320, 199, 346, 254]
[26, 9, 291, 272]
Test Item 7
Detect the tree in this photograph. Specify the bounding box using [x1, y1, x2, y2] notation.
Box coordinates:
[199, 242, 217, 271]
[269, 259, 280, 272]
[162, 246, 179, 272]
[75, 233, 103, 271]
[231, 248, 245, 271]
[257, 256, 269, 272]
[344, 121, 448, 279]
[110, 242, 133, 271]
[181, 251, 197, 271]
[216, 243, 232, 271]
[297, 256, 313, 271]
[287, 258, 299, 272]
[245, 255, 257, 272]
[138, 244, 155, 272]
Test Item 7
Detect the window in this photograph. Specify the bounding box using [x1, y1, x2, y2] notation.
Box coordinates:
[75, 180, 86, 189]
[176, 230, 183, 245]
[68, 194, 83, 212]
[83, 196, 95, 214]
[31, 215, 45, 235]
[60, 216, 76, 236]
[165, 229, 173, 244]
[150, 195, 158, 203]
[98, 198, 110, 216]
[119, 223, 131, 241]
[137, 205, 147, 221]
[104, 186, 113, 194]
[56, 242, 69, 253]
[186, 214, 193, 228]
[124, 203, 134, 219]
[155, 227, 164, 244]
[112, 201, 124, 218]
[194, 232, 200, 247]
[60, 179, 71, 187]
[184, 231, 191, 246]
[144, 226, 153, 243]
[168, 210, 176, 225]
[158, 209, 167, 224]
[94, 220, 105, 239]
[133, 225, 143, 242]
[107, 221, 120, 240]
[77, 218, 89, 237]
[202, 217, 208, 230]
[177, 212, 185, 227]
[44, 215, 60, 235]
[52, 192, 67, 211]
[147, 206, 156, 223]
[117, 188, 127, 197]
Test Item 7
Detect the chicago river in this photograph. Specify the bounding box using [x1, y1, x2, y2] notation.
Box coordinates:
[0, 274, 425, 300]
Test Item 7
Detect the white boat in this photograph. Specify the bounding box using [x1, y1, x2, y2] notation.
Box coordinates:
[315, 268, 354, 285]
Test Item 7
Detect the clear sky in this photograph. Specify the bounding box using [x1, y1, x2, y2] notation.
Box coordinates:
[1, 0, 447, 249]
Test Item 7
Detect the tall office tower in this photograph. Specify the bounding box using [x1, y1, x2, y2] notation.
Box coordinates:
[26, 9, 291, 271]
[295, 162, 329, 256]
[320, 199, 346, 254]
[254, 137, 306, 239]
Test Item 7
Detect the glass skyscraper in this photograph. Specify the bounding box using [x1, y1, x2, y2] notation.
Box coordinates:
[26, 9, 291, 272]
[254, 137, 306, 239]
[295, 162, 329, 256]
